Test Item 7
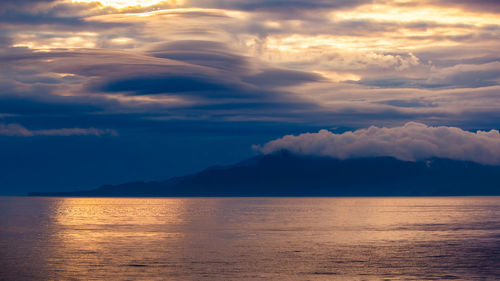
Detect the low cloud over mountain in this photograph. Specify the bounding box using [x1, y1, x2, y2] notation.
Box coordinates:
[255, 122, 500, 165]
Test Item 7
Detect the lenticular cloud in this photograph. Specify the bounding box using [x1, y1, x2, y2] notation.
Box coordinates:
[255, 122, 500, 165]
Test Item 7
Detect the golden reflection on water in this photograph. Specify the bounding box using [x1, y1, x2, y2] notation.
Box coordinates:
[51, 197, 187, 247]
[52, 197, 187, 226]
[1, 197, 498, 280]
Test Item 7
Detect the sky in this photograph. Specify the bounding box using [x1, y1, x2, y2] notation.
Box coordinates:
[1, 0, 500, 194]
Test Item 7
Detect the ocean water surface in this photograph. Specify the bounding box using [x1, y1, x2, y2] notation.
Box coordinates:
[0, 197, 499, 280]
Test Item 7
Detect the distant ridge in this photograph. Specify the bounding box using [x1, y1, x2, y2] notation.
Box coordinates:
[29, 151, 500, 197]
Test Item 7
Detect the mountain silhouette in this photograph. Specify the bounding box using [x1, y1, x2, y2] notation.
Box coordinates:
[29, 151, 500, 196]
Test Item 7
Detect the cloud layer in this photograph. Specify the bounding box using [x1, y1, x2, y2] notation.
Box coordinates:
[256, 122, 500, 165]
[0, 123, 116, 137]
[1, 0, 500, 131]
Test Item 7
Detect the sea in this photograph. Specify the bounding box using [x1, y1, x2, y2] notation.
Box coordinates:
[0, 197, 499, 280]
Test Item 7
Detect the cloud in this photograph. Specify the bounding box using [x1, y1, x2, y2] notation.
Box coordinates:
[84, 40, 323, 100]
[0, 0, 119, 28]
[435, 0, 500, 13]
[243, 68, 323, 88]
[355, 61, 500, 89]
[150, 40, 249, 72]
[0, 0, 54, 11]
[426, 61, 500, 88]
[191, 0, 370, 13]
[0, 123, 117, 137]
[100, 75, 235, 95]
[255, 122, 500, 165]
[1, 0, 500, 136]
[377, 99, 437, 108]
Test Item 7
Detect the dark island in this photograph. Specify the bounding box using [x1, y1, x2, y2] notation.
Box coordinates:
[29, 151, 500, 197]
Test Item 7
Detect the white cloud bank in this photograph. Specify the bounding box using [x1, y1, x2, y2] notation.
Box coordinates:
[254, 122, 500, 165]
[0, 123, 117, 137]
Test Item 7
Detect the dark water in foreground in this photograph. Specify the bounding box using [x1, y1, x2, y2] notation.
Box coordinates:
[0, 197, 499, 280]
